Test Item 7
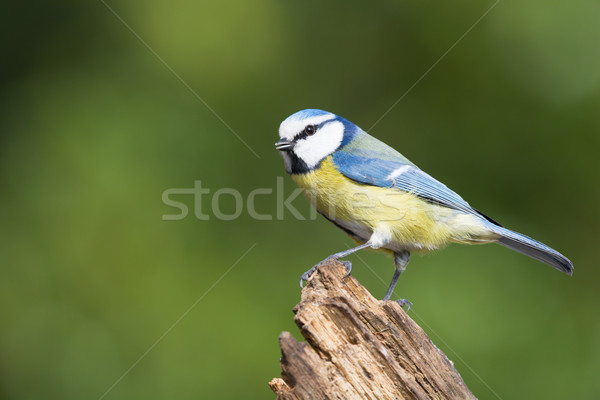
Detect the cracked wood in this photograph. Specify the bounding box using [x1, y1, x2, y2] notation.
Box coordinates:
[269, 259, 475, 400]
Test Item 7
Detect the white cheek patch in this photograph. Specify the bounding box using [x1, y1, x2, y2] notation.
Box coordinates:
[293, 120, 344, 169]
[279, 113, 335, 140]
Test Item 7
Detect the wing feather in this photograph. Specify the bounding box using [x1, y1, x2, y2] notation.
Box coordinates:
[332, 132, 476, 215]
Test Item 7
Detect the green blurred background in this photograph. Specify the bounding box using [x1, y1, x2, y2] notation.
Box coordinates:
[1, 0, 599, 399]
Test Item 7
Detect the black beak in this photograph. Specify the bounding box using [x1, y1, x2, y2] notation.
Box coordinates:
[275, 138, 294, 151]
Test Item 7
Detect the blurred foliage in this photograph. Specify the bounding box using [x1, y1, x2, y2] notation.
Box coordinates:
[1, 1, 599, 399]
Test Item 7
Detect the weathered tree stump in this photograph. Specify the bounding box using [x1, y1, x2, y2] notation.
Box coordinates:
[269, 259, 475, 400]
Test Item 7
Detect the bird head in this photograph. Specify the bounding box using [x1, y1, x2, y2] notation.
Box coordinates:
[276, 109, 357, 174]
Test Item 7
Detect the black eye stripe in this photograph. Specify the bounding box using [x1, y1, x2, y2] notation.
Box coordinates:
[293, 128, 312, 142]
[292, 118, 335, 142]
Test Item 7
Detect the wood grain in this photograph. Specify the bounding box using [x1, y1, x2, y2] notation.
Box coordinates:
[269, 259, 475, 400]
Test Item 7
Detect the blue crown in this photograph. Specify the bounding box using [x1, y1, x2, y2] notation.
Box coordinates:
[287, 109, 333, 121]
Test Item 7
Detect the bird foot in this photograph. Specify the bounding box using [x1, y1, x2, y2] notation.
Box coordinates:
[299, 258, 352, 288]
[395, 298, 412, 311]
[339, 260, 352, 278]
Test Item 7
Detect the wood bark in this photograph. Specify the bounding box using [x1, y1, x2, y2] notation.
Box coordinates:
[268, 259, 476, 400]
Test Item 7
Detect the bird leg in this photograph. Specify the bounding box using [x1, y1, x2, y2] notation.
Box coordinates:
[299, 242, 372, 288]
[383, 251, 412, 310]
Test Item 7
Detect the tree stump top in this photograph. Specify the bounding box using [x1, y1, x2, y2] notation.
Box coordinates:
[269, 259, 475, 400]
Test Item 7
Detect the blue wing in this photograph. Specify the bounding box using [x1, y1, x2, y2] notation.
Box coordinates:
[331, 129, 573, 275]
[331, 132, 477, 215]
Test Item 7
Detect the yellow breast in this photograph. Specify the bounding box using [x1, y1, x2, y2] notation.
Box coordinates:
[291, 156, 494, 252]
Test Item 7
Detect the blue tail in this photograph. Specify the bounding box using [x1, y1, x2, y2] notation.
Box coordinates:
[488, 225, 573, 275]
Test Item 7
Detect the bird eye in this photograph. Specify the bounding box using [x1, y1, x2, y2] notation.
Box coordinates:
[304, 125, 316, 136]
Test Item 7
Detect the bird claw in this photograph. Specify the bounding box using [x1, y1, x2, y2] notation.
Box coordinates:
[340, 260, 352, 278]
[395, 298, 412, 311]
[299, 258, 353, 288]
[299, 261, 325, 288]
[299, 268, 315, 288]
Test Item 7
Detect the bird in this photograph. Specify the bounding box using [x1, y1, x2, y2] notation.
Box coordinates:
[275, 109, 573, 309]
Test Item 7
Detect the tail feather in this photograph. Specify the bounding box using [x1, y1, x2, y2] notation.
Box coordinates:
[489, 225, 573, 275]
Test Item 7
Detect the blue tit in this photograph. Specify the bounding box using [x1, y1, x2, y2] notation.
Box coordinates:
[275, 109, 573, 308]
